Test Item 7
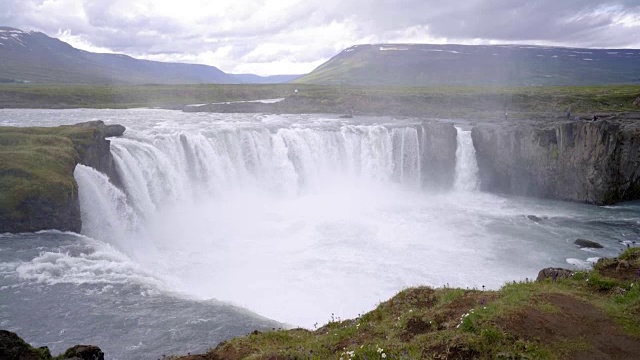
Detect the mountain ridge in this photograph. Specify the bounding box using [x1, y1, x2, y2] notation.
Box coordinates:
[0, 27, 299, 85]
[295, 43, 640, 86]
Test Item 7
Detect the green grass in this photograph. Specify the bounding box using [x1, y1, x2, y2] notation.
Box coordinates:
[0, 126, 96, 219]
[181, 248, 640, 360]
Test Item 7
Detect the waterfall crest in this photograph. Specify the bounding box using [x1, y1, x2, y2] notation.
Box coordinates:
[108, 125, 426, 212]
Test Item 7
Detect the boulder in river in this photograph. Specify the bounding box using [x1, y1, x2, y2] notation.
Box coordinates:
[574, 239, 604, 249]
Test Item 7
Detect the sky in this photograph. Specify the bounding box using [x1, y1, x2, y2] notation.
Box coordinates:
[2, 0, 640, 76]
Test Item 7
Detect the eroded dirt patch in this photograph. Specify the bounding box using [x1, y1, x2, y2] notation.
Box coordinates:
[498, 293, 640, 359]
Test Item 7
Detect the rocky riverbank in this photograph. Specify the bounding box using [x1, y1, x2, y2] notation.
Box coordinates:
[3, 248, 638, 359]
[0, 121, 124, 233]
[0, 330, 104, 360]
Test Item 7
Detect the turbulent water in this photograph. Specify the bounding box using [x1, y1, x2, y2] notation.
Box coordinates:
[1, 109, 639, 359]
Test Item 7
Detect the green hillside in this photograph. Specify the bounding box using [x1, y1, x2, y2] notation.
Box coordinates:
[296, 44, 640, 87]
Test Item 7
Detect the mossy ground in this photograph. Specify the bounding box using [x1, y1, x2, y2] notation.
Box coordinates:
[0, 126, 96, 217]
[177, 248, 640, 360]
[1, 84, 639, 119]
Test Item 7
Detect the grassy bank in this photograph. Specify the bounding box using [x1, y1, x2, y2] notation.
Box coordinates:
[176, 248, 640, 359]
[0, 126, 93, 209]
[0, 84, 639, 119]
[0, 124, 109, 232]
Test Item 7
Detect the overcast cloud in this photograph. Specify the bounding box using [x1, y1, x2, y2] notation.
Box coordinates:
[1, 0, 640, 75]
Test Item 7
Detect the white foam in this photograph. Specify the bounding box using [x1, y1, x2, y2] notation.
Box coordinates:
[566, 258, 593, 270]
[14, 237, 164, 291]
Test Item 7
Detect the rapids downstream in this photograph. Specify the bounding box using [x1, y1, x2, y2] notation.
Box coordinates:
[1, 109, 639, 359]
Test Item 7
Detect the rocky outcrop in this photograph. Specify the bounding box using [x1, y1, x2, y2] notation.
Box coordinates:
[0, 121, 124, 233]
[0, 330, 104, 360]
[64, 121, 124, 187]
[419, 122, 458, 189]
[472, 118, 640, 205]
[61, 345, 104, 360]
[536, 268, 575, 282]
[574, 239, 604, 249]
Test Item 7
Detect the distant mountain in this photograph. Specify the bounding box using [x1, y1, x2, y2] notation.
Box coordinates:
[0, 27, 298, 85]
[231, 74, 301, 84]
[295, 44, 640, 86]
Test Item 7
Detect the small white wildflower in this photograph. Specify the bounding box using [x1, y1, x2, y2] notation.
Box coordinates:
[377, 347, 384, 353]
[409, 309, 413, 312]
[382, 353, 387, 359]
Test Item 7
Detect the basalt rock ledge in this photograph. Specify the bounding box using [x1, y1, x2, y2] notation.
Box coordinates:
[0, 120, 124, 233]
[472, 116, 640, 205]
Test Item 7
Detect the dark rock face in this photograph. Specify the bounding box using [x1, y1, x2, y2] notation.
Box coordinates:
[0, 330, 50, 360]
[536, 268, 575, 282]
[0, 330, 104, 360]
[4, 196, 82, 234]
[472, 119, 640, 205]
[419, 122, 457, 189]
[575, 239, 604, 249]
[65, 121, 124, 188]
[62, 345, 105, 360]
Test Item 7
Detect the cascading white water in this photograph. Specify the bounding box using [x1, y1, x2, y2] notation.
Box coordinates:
[73, 118, 545, 328]
[454, 126, 479, 191]
[110, 125, 421, 210]
[75, 165, 140, 248]
[5, 109, 638, 358]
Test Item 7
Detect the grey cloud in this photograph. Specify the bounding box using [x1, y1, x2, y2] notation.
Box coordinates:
[1, 0, 639, 74]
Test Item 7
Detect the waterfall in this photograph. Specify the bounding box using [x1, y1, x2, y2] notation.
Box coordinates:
[105, 125, 424, 211]
[70, 118, 491, 327]
[74, 165, 139, 248]
[454, 127, 479, 191]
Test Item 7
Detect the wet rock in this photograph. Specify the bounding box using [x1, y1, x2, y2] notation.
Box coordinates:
[338, 114, 353, 118]
[575, 239, 604, 249]
[536, 268, 574, 282]
[62, 345, 104, 360]
[419, 122, 458, 189]
[527, 215, 544, 223]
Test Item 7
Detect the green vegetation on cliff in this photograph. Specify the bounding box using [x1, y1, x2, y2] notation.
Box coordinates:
[0, 123, 121, 233]
[178, 248, 640, 359]
[0, 127, 87, 215]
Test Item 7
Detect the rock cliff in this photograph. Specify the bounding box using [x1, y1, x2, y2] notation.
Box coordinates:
[472, 117, 640, 205]
[0, 121, 124, 233]
[420, 122, 458, 189]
